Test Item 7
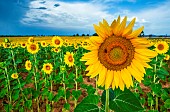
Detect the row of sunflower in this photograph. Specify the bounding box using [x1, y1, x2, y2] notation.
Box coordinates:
[0, 36, 91, 112]
[0, 16, 170, 112]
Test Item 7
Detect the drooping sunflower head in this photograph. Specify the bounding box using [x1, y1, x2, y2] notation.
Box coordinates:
[41, 41, 48, 47]
[64, 52, 75, 67]
[154, 41, 169, 54]
[51, 36, 63, 47]
[81, 16, 158, 91]
[164, 54, 170, 60]
[11, 73, 18, 79]
[27, 43, 39, 54]
[28, 37, 34, 43]
[42, 63, 53, 74]
[25, 60, 32, 71]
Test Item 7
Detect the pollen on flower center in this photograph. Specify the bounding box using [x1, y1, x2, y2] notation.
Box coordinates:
[68, 56, 73, 62]
[55, 39, 60, 45]
[30, 44, 36, 51]
[46, 65, 50, 70]
[98, 36, 134, 71]
[158, 44, 164, 50]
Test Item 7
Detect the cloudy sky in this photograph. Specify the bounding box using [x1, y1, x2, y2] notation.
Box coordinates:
[0, 0, 170, 35]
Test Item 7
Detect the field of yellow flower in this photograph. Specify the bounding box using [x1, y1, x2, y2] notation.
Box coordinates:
[0, 16, 170, 112]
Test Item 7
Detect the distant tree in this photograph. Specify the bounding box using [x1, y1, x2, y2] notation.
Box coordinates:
[139, 31, 144, 37]
[73, 34, 75, 36]
[92, 33, 98, 36]
[149, 34, 152, 37]
[76, 33, 79, 36]
[82, 34, 85, 36]
[86, 34, 89, 36]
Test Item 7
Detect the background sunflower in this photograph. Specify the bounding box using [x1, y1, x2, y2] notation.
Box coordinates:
[11, 73, 18, 79]
[27, 43, 39, 54]
[51, 36, 63, 47]
[154, 41, 169, 54]
[81, 16, 158, 91]
[64, 52, 75, 67]
[25, 60, 32, 71]
[42, 63, 53, 74]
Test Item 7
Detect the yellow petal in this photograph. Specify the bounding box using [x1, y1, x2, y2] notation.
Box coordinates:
[134, 53, 151, 62]
[90, 63, 103, 78]
[126, 26, 144, 39]
[105, 70, 114, 89]
[122, 18, 136, 36]
[132, 59, 145, 74]
[115, 16, 127, 36]
[86, 61, 100, 76]
[85, 56, 98, 65]
[93, 24, 106, 39]
[120, 69, 131, 89]
[127, 66, 143, 83]
[118, 73, 125, 91]
[135, 49, 158, 58]
[98, 66, 107, 86]
[111, 20, 117, 30]
[89, 36, 103, 44]
[114, 71, 120, 88]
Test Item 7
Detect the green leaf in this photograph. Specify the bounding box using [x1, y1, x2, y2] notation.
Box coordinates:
[76, 75, 83, 83]
[0, 88, 7, 98]
[12, 89, 20, 101]
[25, 100, 32, 109]
[74, 95, 99, 112]
[150, 83, 162, 95]
[48, 92, 54, 101]
[109, 88, 143, 112]
[64, 103, 70, 110]
[46, 104, 51, 112]
[72, 90, 82, 100]
[164, 99, 170, 108]
[101, 88, 115, 105]
[157, 67, 169, 80]
[87, 85, 96, 95]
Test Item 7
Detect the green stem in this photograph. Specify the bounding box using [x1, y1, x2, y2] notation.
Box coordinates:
[62, 73, 67, 103]
[156, 96, 158, 110]
[4, 67, 12, 105]
[105, 89, 109, 112]
[75, 67, 78, 91]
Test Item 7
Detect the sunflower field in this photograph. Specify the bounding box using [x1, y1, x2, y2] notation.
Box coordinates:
[0, 16, 170, 112]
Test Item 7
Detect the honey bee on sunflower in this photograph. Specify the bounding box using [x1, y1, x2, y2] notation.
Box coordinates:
[27, 43, 39, 54]
[42, 63, 53, 74]
[64, 52, 75, 67]
[51, 36, 63, 47]
[81, 16, 158, 91]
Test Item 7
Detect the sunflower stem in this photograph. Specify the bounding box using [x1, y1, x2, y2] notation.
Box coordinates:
[105, 89, 110, 112]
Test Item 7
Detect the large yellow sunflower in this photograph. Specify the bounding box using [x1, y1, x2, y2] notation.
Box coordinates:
[25, 60, 32, 71]
[64, 52, 74, 67]
[81, 16, 158, 91]
[154, 41, 169, 54]
[27, 43, 39, 54]
[51, 36, 63, 47]
[11, 73, 18, 79]
[42, 63, 53, 74]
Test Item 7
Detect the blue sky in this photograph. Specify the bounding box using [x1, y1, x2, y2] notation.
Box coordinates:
[0, 0, 170, 35]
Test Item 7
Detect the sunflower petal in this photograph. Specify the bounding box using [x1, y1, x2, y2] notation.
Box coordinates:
[98, 66, 107, 86]
[105, 70, 114, 89]
[126, 26, 144, 39]
[115, 16, 127, 36]
[114, 71, 120, 88]
[135, 49, 158, 58]
[123, 18, 136, 36]
[118, 73, 125, 91]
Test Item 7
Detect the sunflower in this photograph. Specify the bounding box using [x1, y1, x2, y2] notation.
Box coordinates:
[27, 43, 39, 54]
[25, 60, 32, 71]
[51, 36, 63, 47]
[164, 54, 169, 60]
[41, 41, 48, 47]
[154, 41, 169, 54]
[52, 47, 60, 53]
[64, 52, 74, 67]
[28, 37, 34, 43]
[81, 16, 158, 91]
[11, 73, 18, 79]
[21, 42, 27, 48]
[42, 63, 53, 74]
[60, 65, 66, 72]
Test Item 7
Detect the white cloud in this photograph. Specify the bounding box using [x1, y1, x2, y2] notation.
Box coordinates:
[21, 0, 170, 35]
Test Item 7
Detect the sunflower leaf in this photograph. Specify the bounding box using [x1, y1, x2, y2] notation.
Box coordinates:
[109, 88, 143, 112]
[74, 95, 99, 112]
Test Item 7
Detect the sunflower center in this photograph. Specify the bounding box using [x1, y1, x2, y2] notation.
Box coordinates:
[28, 63, 31, 68]
[30, 44, 36, 51]
[158, 44, 164, 50]
[98, 36, 134, 71]
[43, 43, 45, 45]
[68, 55, 73, 62]
[22, 43, 26, 46]
[46, 65, 50, 70]
[55, 39, 60, 45]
